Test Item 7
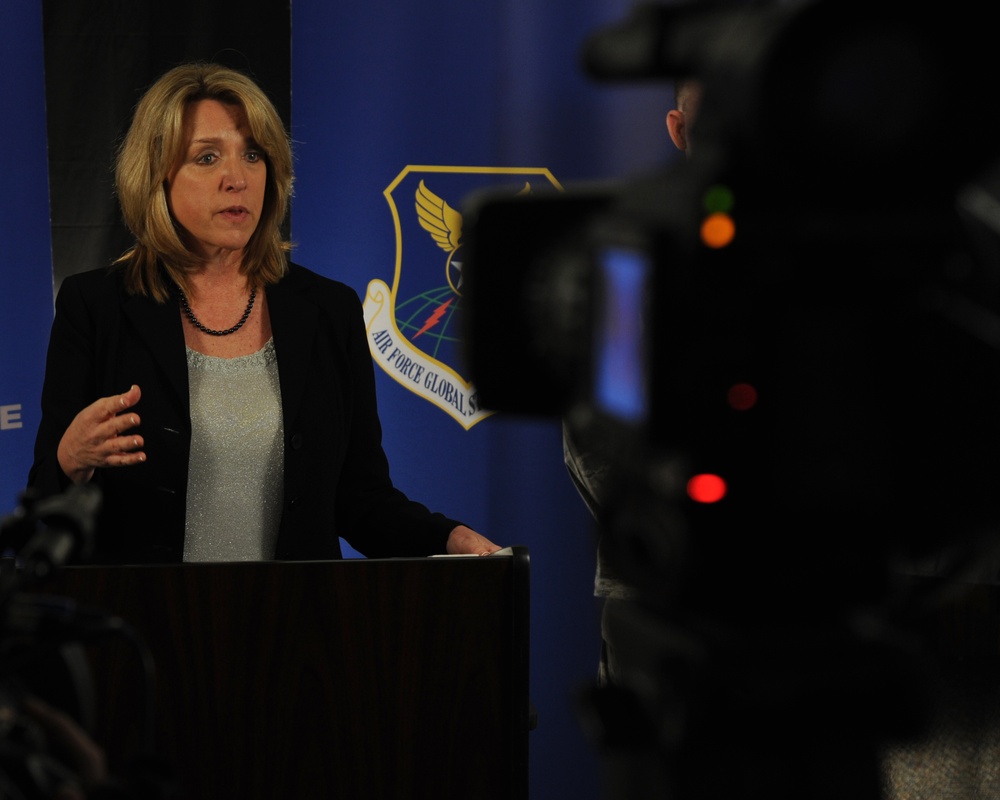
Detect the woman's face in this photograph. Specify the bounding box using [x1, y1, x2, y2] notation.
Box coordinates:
[166, 99, 266, 261]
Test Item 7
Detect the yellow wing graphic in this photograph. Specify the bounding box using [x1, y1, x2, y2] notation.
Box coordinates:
[415, 180, 462, 253]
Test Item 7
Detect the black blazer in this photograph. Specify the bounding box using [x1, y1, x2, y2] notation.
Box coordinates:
[28, 263, 460, 564]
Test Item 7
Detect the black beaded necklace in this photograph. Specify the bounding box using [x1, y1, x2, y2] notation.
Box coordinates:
[176, 284, 257, 336]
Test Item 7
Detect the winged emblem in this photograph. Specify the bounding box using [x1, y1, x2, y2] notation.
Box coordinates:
[364, 165, 559, 428]
[416, 180, 462, 253]
[415, 179, 533, 295]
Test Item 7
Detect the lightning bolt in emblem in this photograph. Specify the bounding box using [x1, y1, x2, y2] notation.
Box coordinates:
[413, 296, 454, 338]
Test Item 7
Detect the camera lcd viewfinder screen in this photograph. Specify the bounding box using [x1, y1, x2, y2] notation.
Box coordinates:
[593, 246, 649, 424]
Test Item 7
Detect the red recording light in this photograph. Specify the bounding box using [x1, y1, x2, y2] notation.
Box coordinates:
[687, 473, 727, 504]
[727, 382, 758, 411]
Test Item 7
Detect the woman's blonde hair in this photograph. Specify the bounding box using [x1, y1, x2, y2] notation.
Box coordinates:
[114, 62, 293, 301]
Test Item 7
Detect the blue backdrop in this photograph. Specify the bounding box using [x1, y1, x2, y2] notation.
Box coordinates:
[291, 4, 674, 797]
[3, 3, 677, 798]
[0, 2, 54, 516]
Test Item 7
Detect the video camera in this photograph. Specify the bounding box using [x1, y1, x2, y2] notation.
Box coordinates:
[0, 486, 169, 799]
[460, 0, 1000, 610]
[462, 4, 1000, 795]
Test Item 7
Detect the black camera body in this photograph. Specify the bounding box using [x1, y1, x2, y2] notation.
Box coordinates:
[460, 0, 1000, 609]
[460, 5, 1000, 794]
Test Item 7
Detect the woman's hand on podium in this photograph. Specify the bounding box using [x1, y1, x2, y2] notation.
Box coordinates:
[446, 525, 503, 556]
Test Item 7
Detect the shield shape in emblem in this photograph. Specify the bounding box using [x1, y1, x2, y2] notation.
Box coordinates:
[364, 165, 563, 429]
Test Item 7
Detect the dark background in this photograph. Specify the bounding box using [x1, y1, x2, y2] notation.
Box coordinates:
[42, 0, 291, 293]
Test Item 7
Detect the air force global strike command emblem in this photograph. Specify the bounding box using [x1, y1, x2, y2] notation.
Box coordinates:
[363, 166, 563, 429]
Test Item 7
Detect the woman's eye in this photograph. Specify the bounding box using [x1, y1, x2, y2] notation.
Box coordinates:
[246, 151, 262, 163]
[196, 153, 217, 165]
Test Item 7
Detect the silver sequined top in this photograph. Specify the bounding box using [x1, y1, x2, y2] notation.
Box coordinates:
[183, 338, 284, 562]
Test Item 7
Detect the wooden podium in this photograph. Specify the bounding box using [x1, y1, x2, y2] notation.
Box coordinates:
[29, 548, 531, 800]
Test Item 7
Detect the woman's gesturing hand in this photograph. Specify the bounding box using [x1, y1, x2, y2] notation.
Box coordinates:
[56, 384, 146, 485]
